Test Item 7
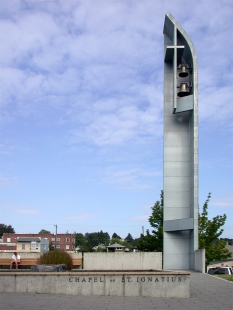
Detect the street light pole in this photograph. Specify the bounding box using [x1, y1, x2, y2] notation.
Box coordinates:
[54, 225, 58, 250]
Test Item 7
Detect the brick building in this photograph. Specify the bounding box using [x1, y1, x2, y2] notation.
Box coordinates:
[2, 233, 75, 252]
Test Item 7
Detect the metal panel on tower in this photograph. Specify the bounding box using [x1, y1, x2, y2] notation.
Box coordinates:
[163, 13, 198, 270]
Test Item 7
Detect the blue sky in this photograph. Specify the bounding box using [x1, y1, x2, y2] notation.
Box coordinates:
[0, 0, 232, 239]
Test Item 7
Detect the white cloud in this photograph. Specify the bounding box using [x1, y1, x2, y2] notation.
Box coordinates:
[129, 215, 149, 222]
[103, 166, 160, 190]
[17, 209, 41, 215]
[1, 0, 231, 143]
[0, 0, 232, 237]
[64, 214, 96, 220]
[211, 197, 233, 208]
[0, 175, 17, 187]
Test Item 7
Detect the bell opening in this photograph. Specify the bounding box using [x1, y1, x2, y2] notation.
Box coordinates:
[178, 64, 189, 78]
[177, 83, 190, 97]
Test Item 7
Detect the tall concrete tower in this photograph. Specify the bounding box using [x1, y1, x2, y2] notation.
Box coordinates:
[163, 13, 198, 270]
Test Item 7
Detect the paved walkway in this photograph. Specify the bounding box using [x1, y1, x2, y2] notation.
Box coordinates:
[0, 272, 232, 309]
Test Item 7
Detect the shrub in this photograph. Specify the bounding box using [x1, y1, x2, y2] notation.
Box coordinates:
[38, 251, 73, 270]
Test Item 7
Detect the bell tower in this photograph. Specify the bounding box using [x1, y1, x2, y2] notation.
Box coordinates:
[163, 13, 198, 270]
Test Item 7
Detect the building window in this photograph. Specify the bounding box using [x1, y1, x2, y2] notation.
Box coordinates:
[66, 245, 70, 250]
[22, 244, 25, 250]
[30, 242, 39, 250]
[65, 238, 70, 242]
[51, 238, 55, 241]
[56, 238, 60, 242]
[7, 238, 11, 243]
[56, 245, 60, 249]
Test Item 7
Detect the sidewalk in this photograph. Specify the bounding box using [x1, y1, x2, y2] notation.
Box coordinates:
[0, 272, 232, 309]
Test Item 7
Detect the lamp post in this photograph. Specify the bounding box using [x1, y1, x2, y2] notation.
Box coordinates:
[54, 225, 58, 250]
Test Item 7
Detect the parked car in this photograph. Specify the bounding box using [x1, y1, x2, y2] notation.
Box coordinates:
[207, 267, 233, 275]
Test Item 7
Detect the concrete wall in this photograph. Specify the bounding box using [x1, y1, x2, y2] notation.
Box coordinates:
[83, 252, 162, 270]
[0, 252, 82, 270]
[0, 252, 82, 259]
[0, 271, 190, 298]
[195, 249, 205, 273]
[0, 252, 41, 259]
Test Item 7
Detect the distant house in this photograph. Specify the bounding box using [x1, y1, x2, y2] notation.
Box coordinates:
[3, 233, 75, 251]
[93, 244, 106, 251]
[0, 238, 16, 252]
[106, 243, 126, 252]
[16, 237, 49, 253]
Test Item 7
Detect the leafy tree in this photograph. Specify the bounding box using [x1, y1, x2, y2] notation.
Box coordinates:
[0, 223, 15, 238]
[137, 230, 158, 251]
[110, 238, 124, 245]
[98, 230, 110, 245]
[75, 233, 87, 247]
[75, 233, 92, 251]
[38, 229, 51, 234]
[110, 238, 133, 250]
[137, 191, 163, 252]
[220, 238, 233, 246]
[49, 241, 55, 251]
[125, 233, 134, 243]
[138, 191, 231, 265]
[85, 231, 110, 247]
[199, 193, 231, 265]
[112, 232, 121, 239]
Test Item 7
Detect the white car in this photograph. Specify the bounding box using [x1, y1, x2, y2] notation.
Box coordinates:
[207, 267, 233, 275]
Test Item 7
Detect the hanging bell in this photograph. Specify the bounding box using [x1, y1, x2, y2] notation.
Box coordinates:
[179, 64, 189, 77]
[177, 82, 190, 97]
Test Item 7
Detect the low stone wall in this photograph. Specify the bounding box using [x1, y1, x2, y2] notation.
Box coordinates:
[0, 252, 41, 259]
[195, 249, 205, 273]
[0, 252, 82, 259]
[0, 271, 190, 298]
[83, 252, 162, 270]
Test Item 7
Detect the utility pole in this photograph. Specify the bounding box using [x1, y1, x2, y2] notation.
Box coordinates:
[142, 226, 144, 236]
[54, 225, 58, 249]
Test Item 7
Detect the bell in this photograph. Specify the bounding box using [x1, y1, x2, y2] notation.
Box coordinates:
[177, 83, 190, 97]
[179, 64, 189, 77]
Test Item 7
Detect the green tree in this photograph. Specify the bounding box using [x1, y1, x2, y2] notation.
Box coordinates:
[75, 233, 87, 247]
[85, 231, 110, 248]
[137, 191, 163, 252]
[110, 238, 123, 245]
[199, 193, 231, 266]
[98, 230, 110, 245]
[125, 233, 134, 243]
[0, 223, 15, 238]
[112, 232, 121, 239]
[138, 191, 231, 265]
[137, 230, 159, 251]
[38, 229, 51, 234]
[110, 238, 133, 250]
[75, 233, 92, 251]
[49, 241, 55, 251]
[220, 238, 233, 246]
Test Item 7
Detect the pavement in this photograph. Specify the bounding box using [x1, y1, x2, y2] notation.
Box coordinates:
[0, 272, 232, 310]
